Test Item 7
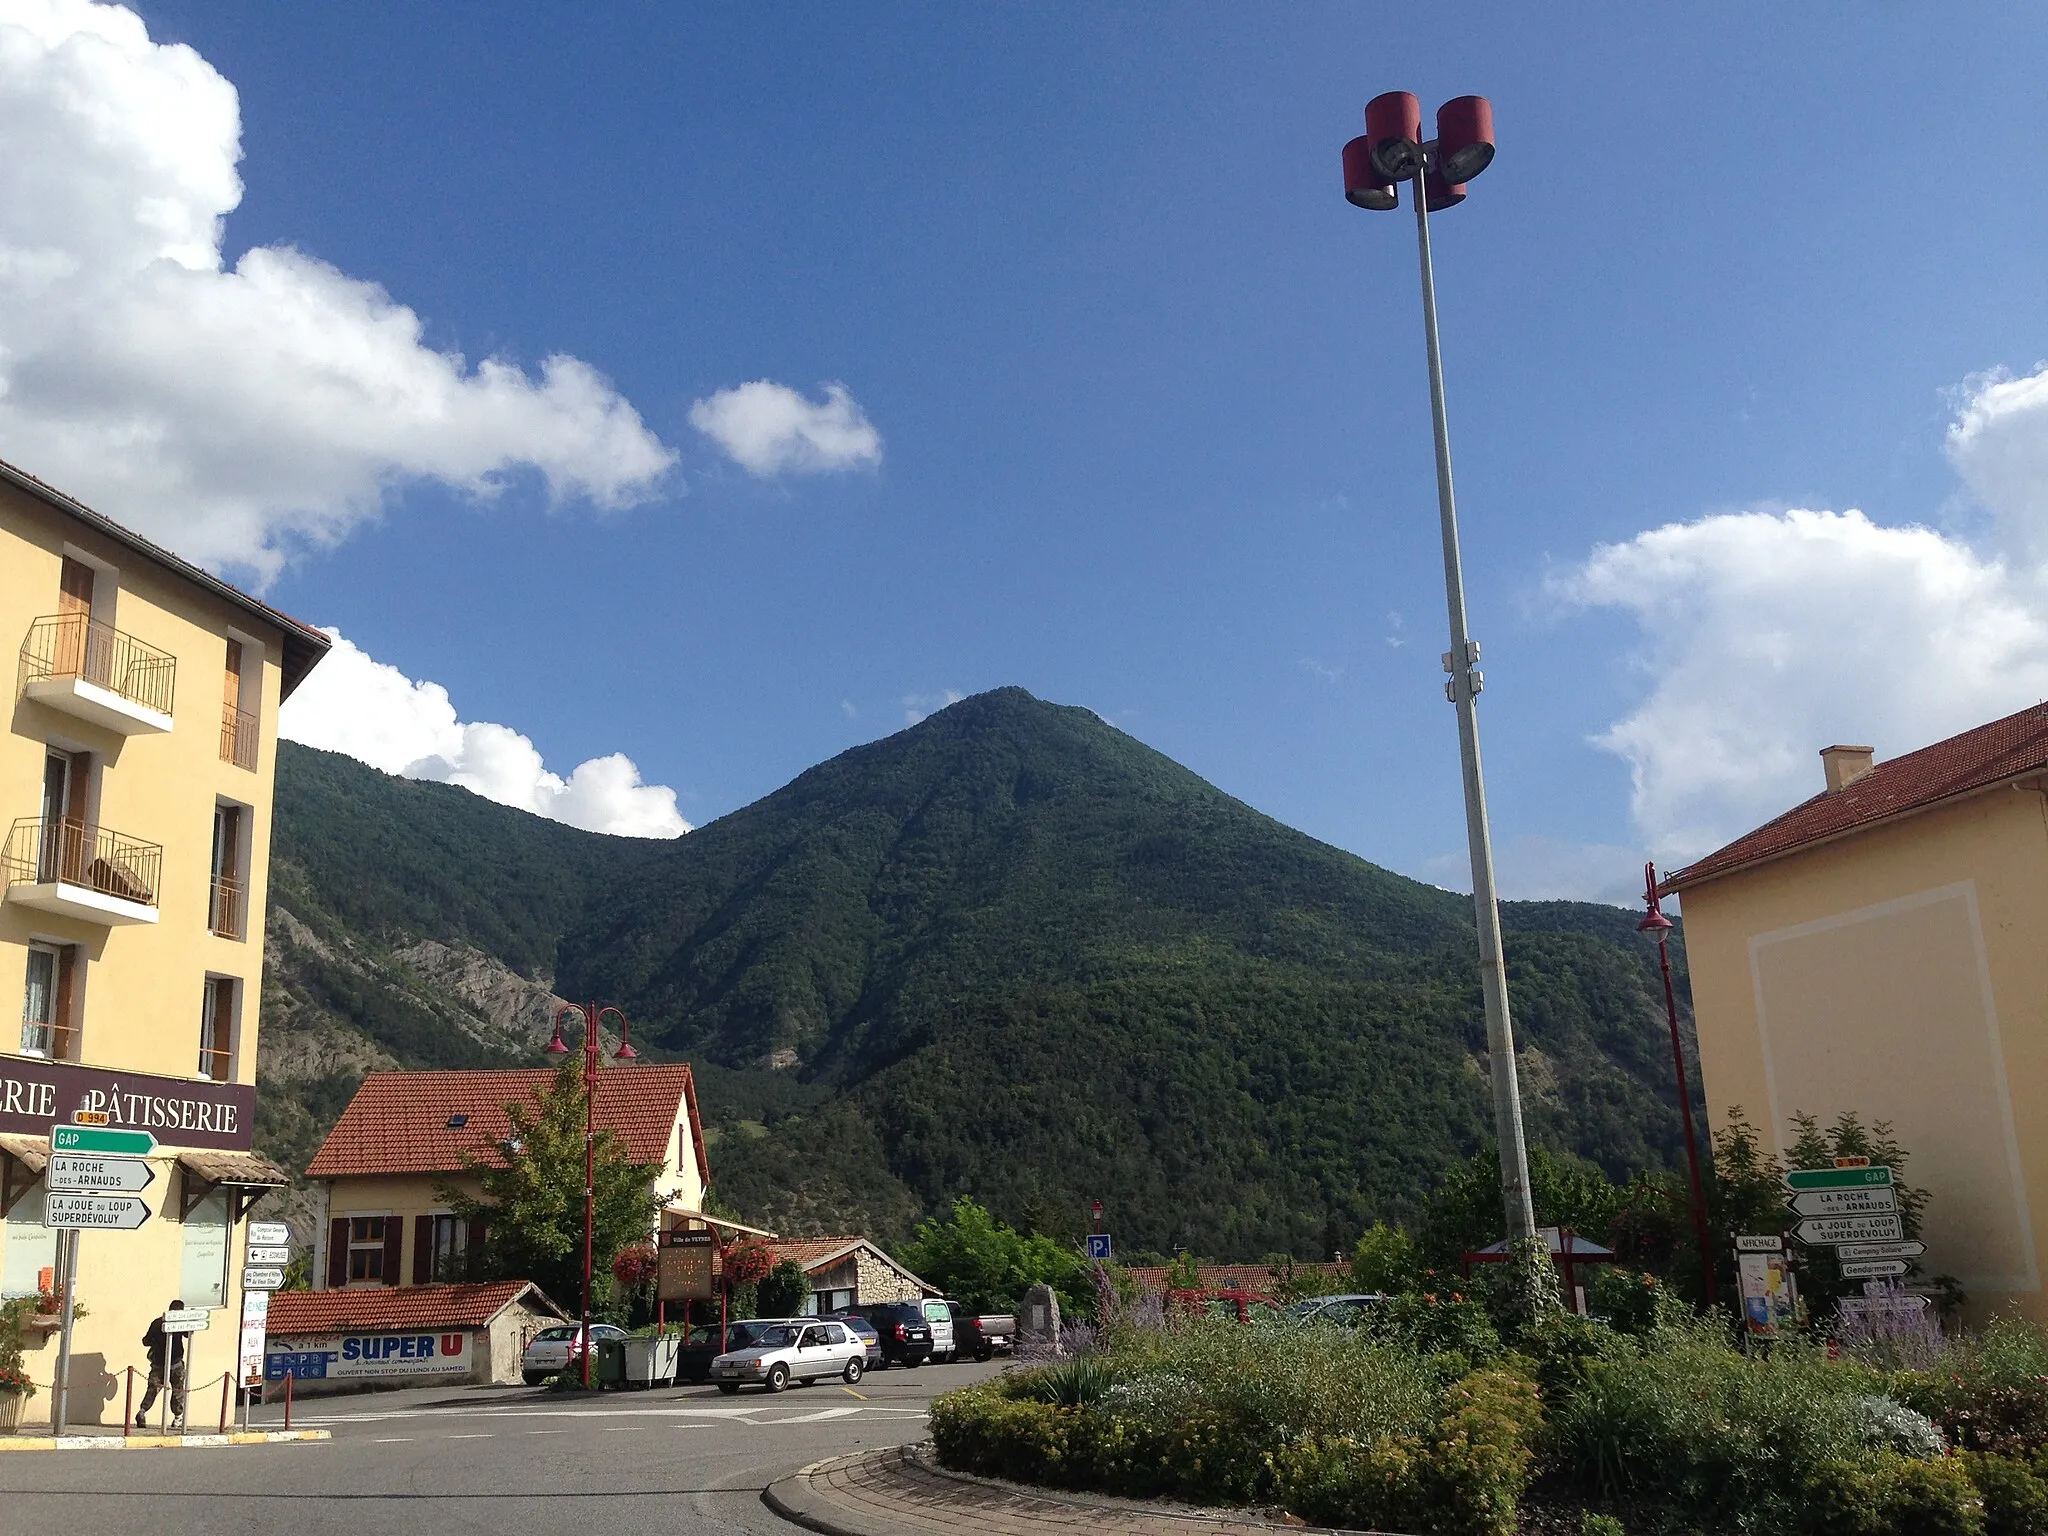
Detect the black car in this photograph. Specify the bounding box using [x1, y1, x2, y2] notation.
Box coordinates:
[856, 1301, 933, 1367]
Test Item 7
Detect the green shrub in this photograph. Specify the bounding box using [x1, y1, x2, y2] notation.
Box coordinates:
[1962, 1453, 2048, 1536]
[1587, 1267, 1667, 1335]
[1579, 1516, 1626, 1536]
[1367, 1291, 1503, 1369]
[1518, 1309, 1635, 1402]
[930, 1383, 1083, 1484]
[1899, 1318, 2048, 1456]
[1015, 1355, 1116, 1408]
[756, 1258, 811, 1319]
[1802, 1452, 1985, 1536]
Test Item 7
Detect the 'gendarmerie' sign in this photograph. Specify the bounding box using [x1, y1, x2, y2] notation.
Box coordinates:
[0, 1059, 255, 1149]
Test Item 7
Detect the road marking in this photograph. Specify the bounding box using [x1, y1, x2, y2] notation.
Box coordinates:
[372, 1437, 412, 1443]
[761, 1406, 863, 1424]
[842, 1386, 868, 1400]
[525, 1429, 568, 1435]
[445, 1433, 493, 1439]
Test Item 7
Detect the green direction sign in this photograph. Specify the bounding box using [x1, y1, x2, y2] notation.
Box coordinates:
[1784, 1166, 1892, 1192]
[49, 1125, 157, 1158]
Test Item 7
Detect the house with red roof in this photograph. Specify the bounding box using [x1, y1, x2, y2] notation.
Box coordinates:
[264, 1280, 566, 1393]
[753, 1235, 937, 1314]
[1665, 705, 2048, 1319]
[304, 1064, 709, 1290]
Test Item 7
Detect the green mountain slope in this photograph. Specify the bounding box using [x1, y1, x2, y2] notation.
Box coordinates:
[259, 689, 1696, 1258]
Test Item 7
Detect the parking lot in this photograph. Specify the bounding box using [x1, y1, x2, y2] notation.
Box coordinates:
[0, 1358, 1009, 1536]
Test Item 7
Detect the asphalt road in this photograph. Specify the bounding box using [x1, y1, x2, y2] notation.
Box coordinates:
[0, 1357, 1007, 1536]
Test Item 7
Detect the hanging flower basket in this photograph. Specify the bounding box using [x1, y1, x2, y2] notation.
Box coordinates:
[723, 1244, 772, 1286]
[612, 1243, 658, 1288]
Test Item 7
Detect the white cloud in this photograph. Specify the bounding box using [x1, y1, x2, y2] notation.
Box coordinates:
[1423, 836, 1650, 906]
[0, 0, 674, 579]
[279, 631, 688, 838]
[689, 380, 882, 476]
[902, 689, 963, 725]
[1555, 365, 2048, 864]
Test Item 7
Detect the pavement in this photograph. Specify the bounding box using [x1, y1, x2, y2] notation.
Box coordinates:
[0, 1357, 1004, 1536]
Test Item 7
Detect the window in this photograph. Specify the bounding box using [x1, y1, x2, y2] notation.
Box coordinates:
[197, 976, 235, 1081]
[21, 944, 78, 1060]
[348, 1217, 388, 1282]
[428, 1213, 468, 1280]
[179, 1189, 230, 1309]
[209, 804, 247, 939]
[220, 637, 256, 770]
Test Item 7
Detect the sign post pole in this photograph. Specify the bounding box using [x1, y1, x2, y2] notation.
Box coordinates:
[50, 1228, 78, 1436]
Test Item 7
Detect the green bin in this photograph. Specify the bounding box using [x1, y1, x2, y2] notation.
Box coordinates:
[595, 1336, 627, 1387]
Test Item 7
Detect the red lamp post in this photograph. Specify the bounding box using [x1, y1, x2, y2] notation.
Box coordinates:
[1638, 866, 1716, 1307]
[545, 1001, 638, 1386]
[1339, 93, 1537, 1246]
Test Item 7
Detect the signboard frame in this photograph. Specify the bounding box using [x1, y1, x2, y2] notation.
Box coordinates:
[657, 1226, 721, 1302]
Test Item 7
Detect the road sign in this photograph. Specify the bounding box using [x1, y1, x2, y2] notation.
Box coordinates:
[70, 1110, 109, 1126]
[1734, 1234, 1785, 1252]
[1085, 1233, 1113, 1261]
[49, 1125, 156, 1158]
[246, 1245, 291, 1267]
[43, 1192, 150, 1230]
[241, 1267, 285, 1291]
[47, 1154, 156, 1194]
[1795, 1213, 1905, 1245]
[162, 1308, 209, 1333]
[1787, 1188, 1898, 1218]
[1784, 1165, 1892, 1192]
[239, 1290, 270, 1390]
[248, 1220, 290, 1247]
[1841, 1260, 1912, 1279]
[1836, 1240, 1927, 1261]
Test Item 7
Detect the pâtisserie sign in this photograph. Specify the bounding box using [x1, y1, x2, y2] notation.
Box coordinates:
[0, 1057, 254, 1149]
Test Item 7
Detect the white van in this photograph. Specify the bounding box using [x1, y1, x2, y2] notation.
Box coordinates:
[922, 1298, 957, 1362]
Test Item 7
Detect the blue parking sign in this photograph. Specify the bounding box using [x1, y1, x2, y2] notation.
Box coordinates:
[1085, 1233, 1113, 1261]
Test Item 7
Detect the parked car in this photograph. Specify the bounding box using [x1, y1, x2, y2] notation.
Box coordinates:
[824, 1311, 882, 1367]
[711, 1319, 867, 1393]
[521, 1322, 630, 1384]
[921, 1298, 957, 1362]
[674, 1318, 800, 1383]
[856, 1301, 933, 1367]
[1287, 1294, 1387, 1328]
[1167, 1289, 1284, 1324]
[945, 1303, 1017, 1361]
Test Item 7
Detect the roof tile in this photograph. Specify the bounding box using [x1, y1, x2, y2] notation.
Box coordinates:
[267, 1281, 561, 1334]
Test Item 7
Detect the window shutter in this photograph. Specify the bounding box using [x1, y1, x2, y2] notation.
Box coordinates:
[467, 1218, 487, 1272]
[383, 1217, 404, 1287]
[413, 1215, 434, 1284]
[326, 1218, 348, 1288]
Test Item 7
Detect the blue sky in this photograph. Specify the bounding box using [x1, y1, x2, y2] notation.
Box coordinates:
[9, 3, 2048, 901]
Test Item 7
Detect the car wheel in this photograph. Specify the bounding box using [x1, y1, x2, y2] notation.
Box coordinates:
[974, 1347, 992, 1363]
[717, 1383, 739, 1395]
[766, 1363, 790, 1393]
[843, 1358, 863, 1385]
[905, 1357, 922, 1369]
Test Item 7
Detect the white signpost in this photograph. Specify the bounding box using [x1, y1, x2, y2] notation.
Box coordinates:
[1794, 1213, 1906, 1245]
[1836, 1240, 1927, 1262]
[239, 1289, 271, 1427]
[1841, 1259, 1912, 1279]
[248, 1220, 290, 1247]
[1787, 1188, 1898, 1218]
[44, 1192, 151, 1229]
[242, 1267, 285, 1291]
[162, 1307, 210, 1334]
[44, 1120, 157, 1436]
[246, 1245, 291, 1267]
[47, 1154, 156, 1194]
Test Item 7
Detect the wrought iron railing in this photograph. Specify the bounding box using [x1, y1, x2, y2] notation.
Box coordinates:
[18, 613, 177, 718]
[1, 817, 161, 908]
[220, 703, 258, 770]
[209, 873, 247, 940]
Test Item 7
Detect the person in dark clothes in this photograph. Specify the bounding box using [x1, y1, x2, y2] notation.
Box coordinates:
[136, 1300, 188, 1429]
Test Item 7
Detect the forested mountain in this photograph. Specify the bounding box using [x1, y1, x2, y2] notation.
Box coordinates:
[259, 688, 1696, 1259]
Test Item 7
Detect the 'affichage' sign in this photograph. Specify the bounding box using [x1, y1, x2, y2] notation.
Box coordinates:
[0, 1059, 255, 1149]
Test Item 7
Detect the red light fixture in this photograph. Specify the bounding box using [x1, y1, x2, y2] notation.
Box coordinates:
[543, 1025, 569, 1055]
[1364, 91, 1423, 181]
[1342, 136, 1397, 211]
[1341, 94, 1494, 216]
[1434, 96, 1495, 184]
[1423, 168, 1466, 213]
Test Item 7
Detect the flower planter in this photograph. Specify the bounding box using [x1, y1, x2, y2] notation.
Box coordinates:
[0, 1392, 25, 1434]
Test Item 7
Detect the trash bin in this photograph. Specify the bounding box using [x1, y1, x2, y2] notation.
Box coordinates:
[623, 1334, 680, 1387]
[595, 1336, 628, 1388]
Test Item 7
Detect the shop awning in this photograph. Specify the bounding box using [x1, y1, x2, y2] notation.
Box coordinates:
[0, 1133, 48, 1217]
[176, 1147, 290, 1220]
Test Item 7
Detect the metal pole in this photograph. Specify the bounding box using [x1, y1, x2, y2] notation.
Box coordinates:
[50, 1228, 78, 1436]
[1647, 865, 1717, 1307]
[1411, 166, 1536, 1242]
[582, 1003, 597, 1389]
[123, 1365, 134, 1439]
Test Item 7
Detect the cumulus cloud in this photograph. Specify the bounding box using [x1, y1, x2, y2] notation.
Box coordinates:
[1555, 365, 2048, 864]
[902, 689, 964, 725]
[0, 0, 674, 578]
[689, 380, 882, 476]
[279, 631, 688, 838]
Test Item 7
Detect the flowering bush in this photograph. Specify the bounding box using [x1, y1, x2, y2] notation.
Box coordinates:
[723, 1244, 773, 1286]
[0, 1298, 35, 1398]
[1898, 1319, 2048, 1457]
[0, 1363, 34, 1398]
[610, 1243, 657, 1288]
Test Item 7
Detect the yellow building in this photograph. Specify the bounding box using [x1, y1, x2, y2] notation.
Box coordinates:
[1667, 708, 2048, 1318]
[304, 1065, 710, 1289]
[0, 457, 329, 1426]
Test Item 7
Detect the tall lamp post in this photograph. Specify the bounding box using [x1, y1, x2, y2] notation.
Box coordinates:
[545, 1001, 638, 1386]
[1341, 92, 1535, 1241]
[1638, 865, 1716, 1307]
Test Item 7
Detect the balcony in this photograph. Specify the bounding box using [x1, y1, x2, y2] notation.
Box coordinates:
[209, 873, 247, 940]
[220, 703, 258, 771]
[19, 613, 175, 735]
[2, 816, 161, 926]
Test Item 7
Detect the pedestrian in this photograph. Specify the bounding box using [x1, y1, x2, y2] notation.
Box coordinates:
[136, 1300, 188, 1430]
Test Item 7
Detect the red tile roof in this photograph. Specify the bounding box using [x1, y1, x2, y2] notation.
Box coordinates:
[267, 1280, 564, 1334]
[305, 1064, 709, 1189]
[750, 1236, 935, 1294]
[1665, 702, 2048, 892]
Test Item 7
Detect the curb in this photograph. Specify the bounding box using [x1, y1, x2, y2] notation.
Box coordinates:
[762, 1452, 877, 1536]
[0, 1429, 331, 1452]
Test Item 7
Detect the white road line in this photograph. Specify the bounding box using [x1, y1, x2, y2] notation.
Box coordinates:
[445, 1433, 493, 1439]
[371, 1437, 412, 1443]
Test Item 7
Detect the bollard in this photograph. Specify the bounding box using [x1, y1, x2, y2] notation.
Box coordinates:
[123, 1367, 133, 1439]
[283, 1370, 292, 1430]
[218, 1372, 229, 1435]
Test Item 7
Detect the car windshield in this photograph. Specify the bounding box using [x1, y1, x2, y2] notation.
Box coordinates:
[534, 1326, 577, 1342]
[752, 1325, 800, 1348]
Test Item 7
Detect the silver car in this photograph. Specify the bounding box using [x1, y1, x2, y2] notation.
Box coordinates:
[711, 1319, 867, 1393]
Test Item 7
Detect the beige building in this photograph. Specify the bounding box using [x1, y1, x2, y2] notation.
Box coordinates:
[1667, 707, 2048, 1318]
[304, 1064, 709, 1288]
[0, 457, 328, 1426]
[754, 1236, 936, 1314]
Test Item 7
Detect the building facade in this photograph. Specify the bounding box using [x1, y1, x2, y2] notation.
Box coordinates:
[753, 1236, 935, 1314]
[1668, 710, 2048, 1320]
[264, 1280, 566, 1395]
[0, 458, 328, 1426]
[304, 1064, 709, 1289]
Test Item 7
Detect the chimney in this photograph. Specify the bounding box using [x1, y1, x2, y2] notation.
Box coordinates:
[1820, 744, 1875, 794]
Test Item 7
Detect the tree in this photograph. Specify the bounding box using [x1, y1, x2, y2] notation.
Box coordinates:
[1349, 1222, 1417, 1294]
[1164, 1249, 1204, 1291]
[896, 1197, 1086, 1316]
[757, 1258, 811, 1319]
[439, 1058, 660, 1317]
[1416, 1146, 1634, 1269]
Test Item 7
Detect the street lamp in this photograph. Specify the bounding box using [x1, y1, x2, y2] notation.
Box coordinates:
[545, 1001, 638, 1386]
[1639, 866, 1717, 1307]
[1340, 92, 1537, 1243]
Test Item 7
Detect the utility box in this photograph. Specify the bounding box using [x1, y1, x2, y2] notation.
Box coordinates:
[623, 1334, 679, 1387]
[595, 1337, 628, 1387]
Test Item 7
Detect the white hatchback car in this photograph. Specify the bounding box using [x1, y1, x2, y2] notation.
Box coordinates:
[711, 1319, 867, 1393]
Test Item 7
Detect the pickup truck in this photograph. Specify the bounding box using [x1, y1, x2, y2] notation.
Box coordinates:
[946, 1304, 1017, 1361]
